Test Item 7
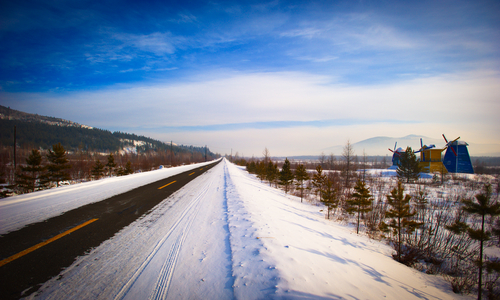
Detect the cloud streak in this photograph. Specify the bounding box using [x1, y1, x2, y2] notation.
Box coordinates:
[141, 119, 419, 132]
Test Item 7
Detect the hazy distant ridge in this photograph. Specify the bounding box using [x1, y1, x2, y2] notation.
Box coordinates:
[324, 134, 500, 157]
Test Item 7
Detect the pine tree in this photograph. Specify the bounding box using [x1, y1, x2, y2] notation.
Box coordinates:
[380, 181, 422, 262]
[294, 164, 309, 202]
[116, 166, 124, 176]
[279, 158, 294, 194]
[346, 180, 373, 234]
[92, 159, 105, 179]
[320, 177, 338, 219]
[312, 165, 325, 201]
[256, 161, 267, 182]
[246, 161, 257, 173]
[45, 143, 71, 187]
[396, 147, 421, 183]
[124, 161, 134, 175]
[266, 161, 278, 187]
[106, 153, 117, 176]
[16, 149, 46, 193]
[461, 184, 500, 300]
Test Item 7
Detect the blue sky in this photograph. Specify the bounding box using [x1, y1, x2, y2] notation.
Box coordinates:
[1, 0, 499, 156]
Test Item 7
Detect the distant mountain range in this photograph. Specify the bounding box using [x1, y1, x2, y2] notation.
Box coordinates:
[323, 134, 500, 157]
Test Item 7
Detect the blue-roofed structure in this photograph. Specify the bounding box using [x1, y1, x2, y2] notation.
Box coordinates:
[387, 142, 404, 170]
[442, 135, 474, 174]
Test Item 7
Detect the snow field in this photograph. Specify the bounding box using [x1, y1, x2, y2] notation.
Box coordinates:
[225, 161, 470, 299]
[25, 158, 470, 299]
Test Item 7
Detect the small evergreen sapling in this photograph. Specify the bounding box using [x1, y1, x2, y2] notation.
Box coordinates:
[92, 159, 105, 179]
[266, 161, 278, 187]
[320, 177, 338, 219]
[380, 181, 422, 263]
[124, 161, 134, 175]
[117, 161, 134, 176]
[312, 165, 325, 202]
[16, 149, 46, 193]
[396, 147, 421, 183]
[347, 180, 373, 234]
[279, 158, 294, 194]
[106, 153, 117, 175]
[256, 161, 267, 182]
[461, 184, 500, 300]
[294, 164, 309, 202]
[45, 143, 71, 187]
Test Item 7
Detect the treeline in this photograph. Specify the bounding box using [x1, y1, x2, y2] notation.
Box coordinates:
[235, 146, 500, 298]
[1, 142, 219, 197]
[0, 119, 216, 158]
[1, 119, 121, 152]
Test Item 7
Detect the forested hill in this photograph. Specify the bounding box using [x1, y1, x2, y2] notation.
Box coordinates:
[0, 105, 91, 129]
[0, 105, 216, 157]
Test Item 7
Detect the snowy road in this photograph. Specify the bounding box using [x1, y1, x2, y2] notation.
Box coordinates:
[0, 161, 221, 299]
[29, 160, 236, 299]
[22, 159, 468, 299]
[116, 162, 234, 300]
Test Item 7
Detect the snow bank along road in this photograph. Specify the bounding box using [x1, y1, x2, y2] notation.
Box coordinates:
[0, 160, 221, 299]
[2, 159, 466, 299]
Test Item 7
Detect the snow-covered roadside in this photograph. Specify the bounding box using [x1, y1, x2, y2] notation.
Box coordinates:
[0, 160, 218, 235]
[224, 161, 470, 299]
[28, 159, 470, 299]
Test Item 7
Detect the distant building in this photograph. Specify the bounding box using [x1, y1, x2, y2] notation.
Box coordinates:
[443, 140, 474, 174]
[417, 145, 448, 174]
[388, 146, 405, 170]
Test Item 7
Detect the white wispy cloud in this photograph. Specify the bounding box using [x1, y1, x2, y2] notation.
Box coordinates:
[113, 32, 178, 56]
[295, 55, 338, 63]
[171, 12, 198, 24]
[84, 30, 182, 65]
[280, 27, 323, 39]
[4, 69, 499, 155]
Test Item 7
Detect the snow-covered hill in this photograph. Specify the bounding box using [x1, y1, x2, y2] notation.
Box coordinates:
[6, 159, 469, 299]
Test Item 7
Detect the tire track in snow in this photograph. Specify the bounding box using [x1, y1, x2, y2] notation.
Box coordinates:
[114, 173, 214, 300]
[149, 233, 182, 300]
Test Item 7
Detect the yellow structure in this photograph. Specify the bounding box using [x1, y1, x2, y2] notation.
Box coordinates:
[418, 147, 448, 174]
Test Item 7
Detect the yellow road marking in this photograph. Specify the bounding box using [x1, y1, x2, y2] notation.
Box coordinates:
[158, 181, 176, 189]
[200, 168, 203, 170]
[0, 218, 99, 267]
[189, 172, 195, 176]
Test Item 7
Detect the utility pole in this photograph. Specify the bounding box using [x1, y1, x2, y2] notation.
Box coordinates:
[13, 125, 17, 169]
[205, 145, 207, 162]
[170, 141, 173, 166]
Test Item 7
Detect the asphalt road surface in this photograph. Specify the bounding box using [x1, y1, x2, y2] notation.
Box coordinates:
[0, 160, 221, 299]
